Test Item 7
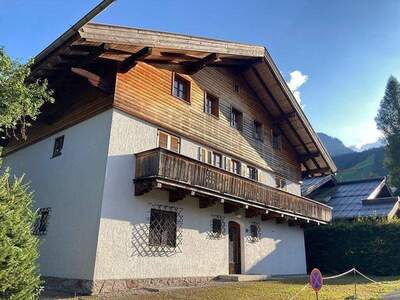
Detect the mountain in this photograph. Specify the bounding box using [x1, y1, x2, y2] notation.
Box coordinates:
[333, 147, 387, 182]
[317, 133, 354, 156]
[317, 132, 387, 182]
[349, 140, 384, 152]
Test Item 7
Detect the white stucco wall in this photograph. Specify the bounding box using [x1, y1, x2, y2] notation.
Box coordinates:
[2, 110, 113, 280]
[93, 109, 306, 280]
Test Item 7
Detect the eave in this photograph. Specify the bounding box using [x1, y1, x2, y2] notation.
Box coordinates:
[29, 22, 337, 177]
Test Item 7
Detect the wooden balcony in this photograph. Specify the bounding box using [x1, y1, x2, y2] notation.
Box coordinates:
[134, 148, 332, 223]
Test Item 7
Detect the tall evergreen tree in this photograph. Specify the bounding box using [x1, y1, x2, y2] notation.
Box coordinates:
[0, 47, 54, 299]
[376, 76, 400, 187]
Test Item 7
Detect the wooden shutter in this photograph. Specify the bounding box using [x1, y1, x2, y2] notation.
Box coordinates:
[170, 135, 180, 153]
[207, 150, 212, 164]
[158, 131, 168, 149]
[225, 157, 232, 172]
[199, 147, 206, 162]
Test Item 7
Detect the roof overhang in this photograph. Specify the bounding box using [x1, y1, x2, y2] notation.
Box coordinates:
[30, 22, 337, 176]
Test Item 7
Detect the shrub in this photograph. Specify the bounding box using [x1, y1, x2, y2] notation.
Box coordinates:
[0, 169, 41, 299]
[305, 219, 400, 276]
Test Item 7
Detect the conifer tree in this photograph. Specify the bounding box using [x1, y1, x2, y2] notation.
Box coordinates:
[376, 76, 400, 187]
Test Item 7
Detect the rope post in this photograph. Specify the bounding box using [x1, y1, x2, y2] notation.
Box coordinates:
[353, 268, 357, 299]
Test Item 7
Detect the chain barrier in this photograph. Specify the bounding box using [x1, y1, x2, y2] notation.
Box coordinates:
[288, 267, 381, 300]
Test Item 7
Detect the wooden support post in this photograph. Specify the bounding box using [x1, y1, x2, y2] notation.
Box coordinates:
[224, 202, 240, 214]
[198, 197, 217, 209]
[169, 189, 188, 202]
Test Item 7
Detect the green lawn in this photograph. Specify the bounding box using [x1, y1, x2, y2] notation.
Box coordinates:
[74, 276, 400, 300]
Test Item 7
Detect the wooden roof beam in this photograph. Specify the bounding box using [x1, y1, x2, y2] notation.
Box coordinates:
[71, 67, 112, 93]
[185, 53, 219, 75]
[272, 111, 296, 125]
[119, 47, 152, 73]
[71, 43, 109, 67]
[302, 167, 331, 178]
[299, 152, 320, 163]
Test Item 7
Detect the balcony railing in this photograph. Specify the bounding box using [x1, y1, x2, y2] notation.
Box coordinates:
[134, 148, 332, 223]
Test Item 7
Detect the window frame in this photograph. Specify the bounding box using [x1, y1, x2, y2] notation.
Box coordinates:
[247, 165, 258, 181]
[253, 120, 263, 141]
[204, 92, 219, 118]
[52, 135, 64, 158]
[232, 159, 241, 175]
[149, 209, 178, 248]
[158, 130, 181, 153]
[172, 73, 191, 103]
[272, 130, 282, 150]
[250, 224, 258, 239]
[212, 218, 223, 235]
[230, 106, 243, 131]
[33, 207, 51, 236]
[275, 175, 287, 190]
[213, 152, 222, 169]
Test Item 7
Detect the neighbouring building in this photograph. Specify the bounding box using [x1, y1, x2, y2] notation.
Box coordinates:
[2, 21, 336, 294]
[302, 175, 400, 219]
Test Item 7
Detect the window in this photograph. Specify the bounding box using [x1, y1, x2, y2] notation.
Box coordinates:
[232, 160, 241, 175]
[199, 147, 212, 164]
[33, 208, 51, 236]
[212, 218, 222, 235]
[52, 135, 64, 158]
[230, 107, 243, 131]
[204, 92, 219, 117]
[272, 130, 281, 150]
[149, 209, 177, 248]
[158, 131, 180, 153]
[247, 166, 258, 181]
[275, 176, 287, 189]
[213, 152, 222, 168]
[172, 73, 190, 102]
[253, 121, 262, 141]
[234, 83, 240, 93]
[250, 224, 258, 238]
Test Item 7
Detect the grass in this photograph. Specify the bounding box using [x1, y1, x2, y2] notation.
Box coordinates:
[72, 275, 400, 300]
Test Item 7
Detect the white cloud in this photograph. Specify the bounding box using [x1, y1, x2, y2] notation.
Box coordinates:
[339, 120, 383, 149]
[287, 70, 308, 107]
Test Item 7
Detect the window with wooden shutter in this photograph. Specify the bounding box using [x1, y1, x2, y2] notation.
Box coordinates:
[213, 152, 222, 168]
[225, 157, 232, 172]
[247, 166, 258, 181]
[204, 92, 219, 117]
[172, 73, 190, 102]
[158, 130, 180, 153]
[232, 160, 241, 175]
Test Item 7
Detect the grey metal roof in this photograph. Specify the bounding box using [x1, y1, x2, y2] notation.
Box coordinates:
[301, 175, 335, 197]
[303, 177, 399, 219]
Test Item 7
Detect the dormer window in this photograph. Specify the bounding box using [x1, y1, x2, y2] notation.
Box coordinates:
[172, 73, 190, 102]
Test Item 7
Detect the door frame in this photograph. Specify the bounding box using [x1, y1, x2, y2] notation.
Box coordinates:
[228, 221, 241, 274]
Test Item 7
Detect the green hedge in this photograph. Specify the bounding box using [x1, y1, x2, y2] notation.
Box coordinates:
[304, 220, 400, 276]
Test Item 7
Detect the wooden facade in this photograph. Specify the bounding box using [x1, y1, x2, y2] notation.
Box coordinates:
[115, 62, 301, 181]
[135, 148, 332, 223]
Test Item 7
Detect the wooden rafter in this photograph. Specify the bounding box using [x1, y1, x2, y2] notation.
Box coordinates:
[251, 67, 322, 172]
[302, 167, 331, 177]
[185, 53, 219, 74]
[299, 152, 320, 163]
[71, 43, 109, 67]
[272, 111, 296, 125]
[119, 47, 152, 73]
[70, 67, 112, 93]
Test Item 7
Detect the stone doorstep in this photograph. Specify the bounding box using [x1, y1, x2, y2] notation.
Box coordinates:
[217, 274, 270, 282]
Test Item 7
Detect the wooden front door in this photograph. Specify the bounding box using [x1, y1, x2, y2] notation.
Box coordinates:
[228, 221, 241, 274]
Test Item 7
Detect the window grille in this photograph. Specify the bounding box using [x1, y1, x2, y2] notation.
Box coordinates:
[149, 209, 177, 248]
[207, 215, 226, 239]
[33, 208, 51, 236]
[248, 223, 261, 243]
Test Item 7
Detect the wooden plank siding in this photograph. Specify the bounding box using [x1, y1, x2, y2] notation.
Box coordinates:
[3, 83, 113, 156]
[115, 62, 302, 182]
[135, 148, 331, 222]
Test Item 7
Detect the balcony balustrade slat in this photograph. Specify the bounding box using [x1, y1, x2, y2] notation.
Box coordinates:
[135, 149, 331, 222]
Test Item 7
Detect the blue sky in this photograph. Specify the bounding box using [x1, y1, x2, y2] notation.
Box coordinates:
[1, 0, 400, 148]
